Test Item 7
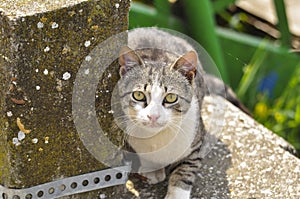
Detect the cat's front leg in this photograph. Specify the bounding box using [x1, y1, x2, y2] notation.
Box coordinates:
[141, 168, 166, 184]
[164, 186, 191, 199]
[165, 157, 202, 199]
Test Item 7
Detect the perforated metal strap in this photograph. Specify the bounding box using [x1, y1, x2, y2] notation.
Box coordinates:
[0, 165, 130, 199]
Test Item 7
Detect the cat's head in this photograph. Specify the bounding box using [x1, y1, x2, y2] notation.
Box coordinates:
[117, 46, 198, 137]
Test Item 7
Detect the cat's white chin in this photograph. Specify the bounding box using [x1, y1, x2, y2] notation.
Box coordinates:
[132, 123, 167, 138]
[143, 127, 166, 136]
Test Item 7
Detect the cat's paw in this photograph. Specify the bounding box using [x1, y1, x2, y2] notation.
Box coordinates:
[141, 168, 166, 184]
[164, 186, 190, 199]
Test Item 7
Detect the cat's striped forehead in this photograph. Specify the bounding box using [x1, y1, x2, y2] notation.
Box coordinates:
[135, 48, 178, 65]
[135, 78, 167, 95]
[121, 64, 192, 98]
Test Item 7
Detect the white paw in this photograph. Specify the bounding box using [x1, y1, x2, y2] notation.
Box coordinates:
[164, 186, 191, 199]
[141, 168, 166, 184]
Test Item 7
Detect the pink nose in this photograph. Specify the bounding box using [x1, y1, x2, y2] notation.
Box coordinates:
[147, 114, 160, 122]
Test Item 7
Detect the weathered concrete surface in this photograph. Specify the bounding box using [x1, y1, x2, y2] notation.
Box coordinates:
[114, 96, 300, 198]
[0, 0, 129, 197]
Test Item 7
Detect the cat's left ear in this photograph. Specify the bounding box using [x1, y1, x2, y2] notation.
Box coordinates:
[119, 46, 143, 76]
[171, 51, 198, 82]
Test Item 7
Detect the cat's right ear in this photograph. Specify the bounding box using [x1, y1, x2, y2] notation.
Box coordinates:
[119, 46, 142, 76]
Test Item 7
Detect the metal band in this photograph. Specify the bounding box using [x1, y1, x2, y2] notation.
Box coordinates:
[0, 165, 131, 199]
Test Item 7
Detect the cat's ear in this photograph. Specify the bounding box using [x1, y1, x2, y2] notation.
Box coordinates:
[119, 46, 143, 76]
[171, 51, 198, 82]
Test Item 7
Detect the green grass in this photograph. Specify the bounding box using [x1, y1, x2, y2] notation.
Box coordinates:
[236, 47, 300, 154]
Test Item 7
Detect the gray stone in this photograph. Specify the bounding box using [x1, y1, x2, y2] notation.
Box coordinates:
[116, 96, 300, 198]
[0, 0, 129, 198]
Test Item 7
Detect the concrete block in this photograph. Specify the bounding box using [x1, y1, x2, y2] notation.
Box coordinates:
[0, 0, 129, 197]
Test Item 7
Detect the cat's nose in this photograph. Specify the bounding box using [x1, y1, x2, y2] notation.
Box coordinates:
[147, 114, 160, 122]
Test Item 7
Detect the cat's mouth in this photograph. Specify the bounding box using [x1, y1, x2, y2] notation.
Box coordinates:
[126, 120, 169, 138]
[141, 121, 166, 129]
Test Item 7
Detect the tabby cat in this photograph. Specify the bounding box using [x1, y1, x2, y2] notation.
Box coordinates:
[117, 28, 236, 199]
[116, 28, 209, 199]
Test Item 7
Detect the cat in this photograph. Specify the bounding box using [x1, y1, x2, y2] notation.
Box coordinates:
[116, 27, 245, 199]
[116, 27, 207, 199]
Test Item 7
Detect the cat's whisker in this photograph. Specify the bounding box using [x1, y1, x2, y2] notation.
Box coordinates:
[125, 123, 140, 138]
[114, 119, 139, 129]
[169, 120, 197, 136]
[115, 120, 140, 129]
[172, 113, 198, 120]
[167, 123, 191, 140]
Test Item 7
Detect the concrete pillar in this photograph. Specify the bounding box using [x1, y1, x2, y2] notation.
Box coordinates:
[0, 0, 130, 198]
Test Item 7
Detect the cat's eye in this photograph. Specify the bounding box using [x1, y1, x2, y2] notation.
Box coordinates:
[132, 91, 146, 101]
[164, 93, 178, 104]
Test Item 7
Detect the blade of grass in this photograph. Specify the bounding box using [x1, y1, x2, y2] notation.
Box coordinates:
[154, 0, 171, 16]
[236, 42, 268, 100]
[273, 0, 291, 46]
[129, 2, 185, 32]
[212, 0, 236, 13]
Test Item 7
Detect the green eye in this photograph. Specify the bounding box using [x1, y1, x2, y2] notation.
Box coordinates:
[164, 93, 178, 104]
[132, 91, 146, 101]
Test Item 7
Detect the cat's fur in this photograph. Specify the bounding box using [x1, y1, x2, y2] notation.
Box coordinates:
[117, 28, 245, 199]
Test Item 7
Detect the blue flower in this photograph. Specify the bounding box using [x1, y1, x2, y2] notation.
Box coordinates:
[258, 71, 278, 98]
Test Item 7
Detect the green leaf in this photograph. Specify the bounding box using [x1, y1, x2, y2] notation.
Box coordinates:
[294, 104, 300, 123]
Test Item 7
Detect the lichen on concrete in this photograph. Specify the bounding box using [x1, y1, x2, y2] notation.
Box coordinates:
[0, 0, 130, 198]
